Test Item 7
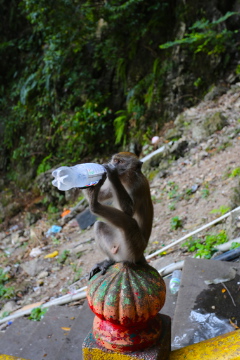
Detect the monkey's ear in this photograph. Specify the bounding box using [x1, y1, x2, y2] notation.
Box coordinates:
[137, 161, 143, 170]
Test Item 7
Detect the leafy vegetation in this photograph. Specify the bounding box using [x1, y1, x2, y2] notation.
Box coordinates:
[159, 12, 239, 55]
[170, 216, 183, 230]
[0, 268, 15, 300]
[28, 307, 48, 321]
[182, 230, 228, 259]
[210, 205, 231, 216]
[1, 1, 240, 181]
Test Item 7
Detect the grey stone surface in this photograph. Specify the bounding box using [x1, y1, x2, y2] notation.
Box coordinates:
[171, 258, 240, 349]
[19, 305, 80, 360]
[0, 316, 37, 357]
[56, 301, 94, 360]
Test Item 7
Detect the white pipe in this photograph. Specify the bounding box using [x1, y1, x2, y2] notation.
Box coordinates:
[158, 260, 185, 277]
[146, 206, 240, 260]
[0, 288, 87, 325]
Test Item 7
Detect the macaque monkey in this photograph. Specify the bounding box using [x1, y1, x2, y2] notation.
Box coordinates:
[84, 152, 153, 279]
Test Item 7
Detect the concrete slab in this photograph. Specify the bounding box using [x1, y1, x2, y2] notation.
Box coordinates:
[56, 301, 94, 360]
[0, 317, 37, 357]
[19, 305, 80, 360]
[171, 258, 240, 350]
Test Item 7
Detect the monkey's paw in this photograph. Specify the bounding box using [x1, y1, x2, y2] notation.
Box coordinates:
[88, 259, 115, 280]
[103, 163, 118, 180]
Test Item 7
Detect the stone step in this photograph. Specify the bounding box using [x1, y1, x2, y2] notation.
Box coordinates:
[17, 305, 81, 360]
[0, 315, 37, 357]
[56, 301, 94, 360]
[171, 257, 240, 350]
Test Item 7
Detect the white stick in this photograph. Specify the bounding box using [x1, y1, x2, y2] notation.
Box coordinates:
[146, 206, 240, 260]
[0, 288, 87, 325]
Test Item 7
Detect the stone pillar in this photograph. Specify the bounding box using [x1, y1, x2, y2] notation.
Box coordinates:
[82, 262, 171, 359]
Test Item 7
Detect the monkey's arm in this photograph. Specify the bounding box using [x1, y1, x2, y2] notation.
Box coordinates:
[103, 164, 134, 216]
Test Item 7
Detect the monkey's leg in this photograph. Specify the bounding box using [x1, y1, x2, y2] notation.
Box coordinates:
[89, 221, 117, 279]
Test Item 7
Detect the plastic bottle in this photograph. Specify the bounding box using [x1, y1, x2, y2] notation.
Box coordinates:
[169, 269, 182, 295]
[52, 163, 106, 191]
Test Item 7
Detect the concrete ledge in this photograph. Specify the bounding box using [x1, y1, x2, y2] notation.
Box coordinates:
[0, 356, 30, 360]
[82, 314, 171, 360]
[169, 329, 240, 360]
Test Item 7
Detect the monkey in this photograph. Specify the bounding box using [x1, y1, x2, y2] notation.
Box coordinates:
[84, 152, 153, 279]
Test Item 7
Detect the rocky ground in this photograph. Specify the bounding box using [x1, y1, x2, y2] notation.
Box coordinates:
[1, 82, 240, 320]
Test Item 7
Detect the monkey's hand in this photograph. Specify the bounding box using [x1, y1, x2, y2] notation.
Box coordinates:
[88, 259, 115, 280]
[103, 163, 119, 181]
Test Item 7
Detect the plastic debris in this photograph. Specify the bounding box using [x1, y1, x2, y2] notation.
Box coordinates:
[9, 225, 19, 232]
[213, 247, 240, 261]
[61, 209, 71, 218]
[151, 136, 160, 144]
[30, 247, 42, 258]
[169, 270, 182, 294]
[61, 327, 71, 331]
[172, 310, 234, 350]
[46, 225, 62, 237]
[204, 267, 236, 285]
[44, 251, 59, 259]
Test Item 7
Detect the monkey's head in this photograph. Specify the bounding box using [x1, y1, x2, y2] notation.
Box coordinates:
[110, 152, 143, 174]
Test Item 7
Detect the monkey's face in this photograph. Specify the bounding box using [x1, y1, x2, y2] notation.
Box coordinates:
[110, 152, 142, 174]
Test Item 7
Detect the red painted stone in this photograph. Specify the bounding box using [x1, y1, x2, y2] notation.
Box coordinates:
[87, 262, 166, 327]
[93, 314, 162, 352]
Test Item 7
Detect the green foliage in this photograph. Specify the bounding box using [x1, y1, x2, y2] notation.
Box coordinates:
[159, 12, 239, 56]
[170, 216, 183, 230]
[166, 182, 180, 200]
[58, 250, 70, 264]
[0, 311, 10, 319]
[210, 205, 231, 216]
[168, 202, 176, 211]
[201, 183, 210, 198]
[229, 167, 240, 177]
[37, 154, 52, 175]
[28, 307, 47, 321]
[0, 268, 15, 299]
[1, 1, 239, 176]
[182, 230, 228, 259]
[230, 242, 240, 249]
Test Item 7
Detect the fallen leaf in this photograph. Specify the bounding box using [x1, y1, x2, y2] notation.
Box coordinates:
[44, 251, 59, 259]
[229, 319, 239, 329]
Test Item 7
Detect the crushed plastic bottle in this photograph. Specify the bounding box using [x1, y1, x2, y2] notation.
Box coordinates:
[52, 163, 106, 191]
[169, 269, 182, 295]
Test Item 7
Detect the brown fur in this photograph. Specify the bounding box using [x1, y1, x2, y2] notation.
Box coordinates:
[85, 152, 153, 272]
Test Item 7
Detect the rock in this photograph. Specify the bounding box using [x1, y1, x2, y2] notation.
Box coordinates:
[20, 259, 49, 277]
[204, 85, 228, 102]
[0, 301, 19, 317]
[0, 201, 22, 221]
[0, 232, 7, 242]
[24, 212, 41, 226]
[142, 145, 170, 171]
[203, 112, 227, 135]
[37, 270, 49, 279]
[165, 128, 182, 140]
[170, 139, 188, 158]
